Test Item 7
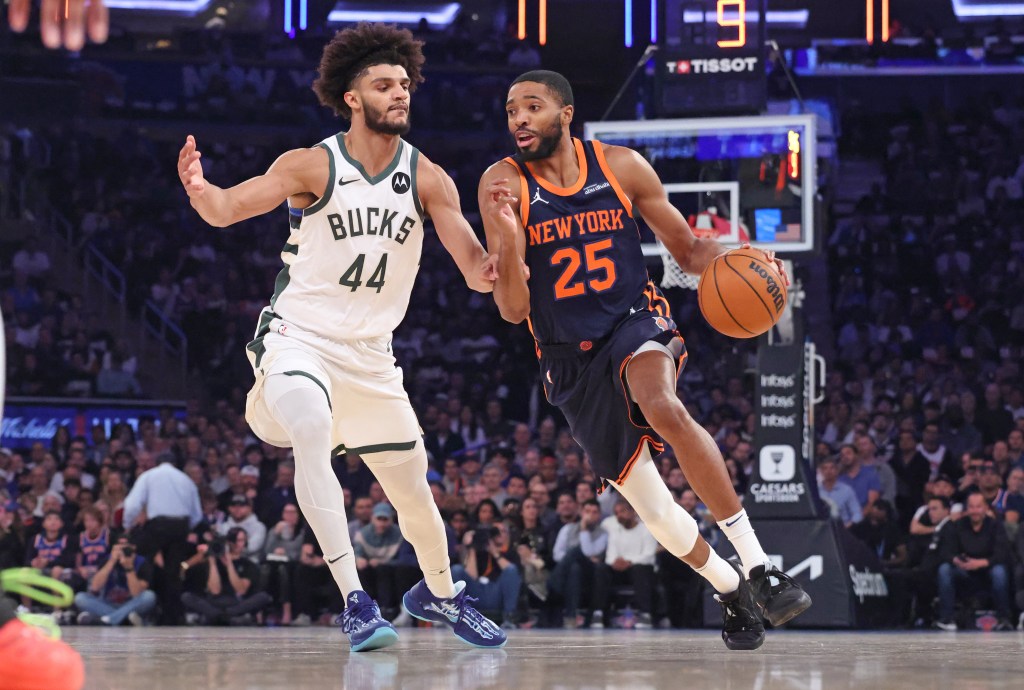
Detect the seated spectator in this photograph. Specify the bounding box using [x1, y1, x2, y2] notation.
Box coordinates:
[1004, 467, 1024, 526]
[594, 500, 657, 629]
[452, 520, 521, 628]
[904, 496, 953, 626]
[347, 496, 373, 541]
[472, 498, 500, 528]
[352, 502, 403, 605]
[25, 511, 76, 590]
[181, 527, 272, 625]
[74, 507, 111, 591]
[890, 429, 930, 528]
[850, 500, 907, 569]
[256, 461, 296, 527]
[292, 530, 343, 626]
[935, 493, 1013, 630]
[817, 456, 863, 527]
[837, 443, 882, 509]
[74, 537, 156, 626]
[548, 498, 607, 628]
[261, 503, 304, 625]
[658, 489, 712, 629]
[515, 496, 551, 603]
[0, 499, 26, 570]
[217, 494, 267, 562]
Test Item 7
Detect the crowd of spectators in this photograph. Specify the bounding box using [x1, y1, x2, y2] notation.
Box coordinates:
[2, 29, 1024, 631]
[818, 97, 1024, 629]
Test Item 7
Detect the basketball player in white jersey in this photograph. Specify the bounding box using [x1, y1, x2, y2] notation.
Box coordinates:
[177, 23, 510, 650]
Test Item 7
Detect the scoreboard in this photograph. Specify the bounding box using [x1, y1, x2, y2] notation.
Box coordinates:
[657, 0, 768, 116]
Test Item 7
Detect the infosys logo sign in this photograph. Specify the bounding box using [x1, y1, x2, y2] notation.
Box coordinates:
[665, 57, 759, 75]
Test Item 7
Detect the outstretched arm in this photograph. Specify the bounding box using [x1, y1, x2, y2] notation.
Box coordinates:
[606, 145, 789, 283]
[417, 158, 496, 293]
[478, 161, 530, 323]
[177, 135, 328, 228]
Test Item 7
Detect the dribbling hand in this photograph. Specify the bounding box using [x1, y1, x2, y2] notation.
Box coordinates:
[739, 242, 790, 287]
[178, 135, 206, 199]
[8, 0, 108, 51]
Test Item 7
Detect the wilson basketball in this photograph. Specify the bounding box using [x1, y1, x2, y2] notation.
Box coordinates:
[698, 248, 788, 338]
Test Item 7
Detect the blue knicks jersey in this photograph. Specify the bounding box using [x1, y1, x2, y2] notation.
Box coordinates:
[504, 139, 652, 344]
[79, 528, 110, 568]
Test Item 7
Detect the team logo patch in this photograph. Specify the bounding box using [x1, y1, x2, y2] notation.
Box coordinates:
[654, 317, 668, 331]
[392, 171, 411, 194]
[277, 324, 289, 335]
[579, 341, 593, 352]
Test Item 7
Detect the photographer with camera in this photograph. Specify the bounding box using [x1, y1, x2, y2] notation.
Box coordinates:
[73, 536, 156, 626]
[451, 520, 521, 629]
[180, 527, 272, 625]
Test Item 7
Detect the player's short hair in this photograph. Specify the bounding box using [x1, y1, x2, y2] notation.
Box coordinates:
[313, 22, 426, 119]
[511, 70, 574, 107]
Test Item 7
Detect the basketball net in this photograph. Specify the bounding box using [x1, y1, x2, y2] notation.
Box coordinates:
[659, 211, 720, 291]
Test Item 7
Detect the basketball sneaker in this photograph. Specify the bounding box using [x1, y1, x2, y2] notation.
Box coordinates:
[714, 563, 765, 651]
[747, 564, 812, 627]
[402, 579, 507, 648]
[339, 590, 399, 652]
[0, 597, 85, 690]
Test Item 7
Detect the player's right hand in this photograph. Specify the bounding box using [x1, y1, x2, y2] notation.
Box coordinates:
[482, 179, 518, 232]
[178, 135, 206, 198]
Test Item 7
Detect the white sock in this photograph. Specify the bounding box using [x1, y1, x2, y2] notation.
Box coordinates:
[694, 550, 740, 595]
[323, 550, 362, 600]
[716, 509, 771, 579]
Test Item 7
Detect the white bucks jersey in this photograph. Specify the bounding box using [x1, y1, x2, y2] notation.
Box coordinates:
[261, 134, 425, 343]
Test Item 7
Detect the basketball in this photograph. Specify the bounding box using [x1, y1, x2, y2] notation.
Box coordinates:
[697, 248, 788, 338]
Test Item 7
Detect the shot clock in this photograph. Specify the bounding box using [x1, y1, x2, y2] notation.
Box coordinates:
[656, 0, 768, 116]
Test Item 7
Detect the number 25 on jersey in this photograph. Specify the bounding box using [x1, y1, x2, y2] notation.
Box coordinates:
[550, 238, 617, 300]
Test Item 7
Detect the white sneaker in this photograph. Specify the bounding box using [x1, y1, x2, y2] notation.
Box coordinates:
[127, 612, 144, 627]
[934, 619, 957, 631]
[291, 613, 312, 627]
[391, 609, 412, 627]
[589, 611, 604, 629]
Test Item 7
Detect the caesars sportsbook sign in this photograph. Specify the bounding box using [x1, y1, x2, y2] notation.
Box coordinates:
[747, 341, 818, 519]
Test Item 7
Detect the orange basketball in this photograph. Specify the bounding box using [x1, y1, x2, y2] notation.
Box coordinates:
[697, 248, 788, 338]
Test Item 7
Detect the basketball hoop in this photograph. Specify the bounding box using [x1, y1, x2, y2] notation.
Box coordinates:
[659, 211, 721, 291]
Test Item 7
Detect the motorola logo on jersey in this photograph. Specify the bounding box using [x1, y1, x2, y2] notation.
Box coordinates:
[391, 172, 411, 194]
[665, 57, 759, 75]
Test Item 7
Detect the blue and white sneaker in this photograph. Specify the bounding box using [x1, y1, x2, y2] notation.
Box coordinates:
[339, 590, 399, 652]
[402, 579, 506, 648]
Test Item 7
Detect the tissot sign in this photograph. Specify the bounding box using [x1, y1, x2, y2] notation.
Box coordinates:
[664, 57, 760, 75]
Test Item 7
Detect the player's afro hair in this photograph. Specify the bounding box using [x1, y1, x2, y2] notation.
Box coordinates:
[313, 22, 425, 120]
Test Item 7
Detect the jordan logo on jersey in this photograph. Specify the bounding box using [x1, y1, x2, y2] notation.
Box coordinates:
[531, 188, 549, 205]
[327, 208, 415, 245]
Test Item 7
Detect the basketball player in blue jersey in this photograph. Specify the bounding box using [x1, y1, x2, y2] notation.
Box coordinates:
[479, 70, 811, 650]
[177, 24, 506, 650]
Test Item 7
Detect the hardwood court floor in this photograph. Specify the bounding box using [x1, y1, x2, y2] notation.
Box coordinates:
[63, 627, 1023, 690]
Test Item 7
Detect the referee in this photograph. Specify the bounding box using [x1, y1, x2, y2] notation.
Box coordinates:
[123, 451, 202, 624]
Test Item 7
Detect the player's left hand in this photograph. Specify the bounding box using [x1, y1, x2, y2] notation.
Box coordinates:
[8, 0, 109, 50]
[739, 242, 790, 287]
[475, 254, 499, 293]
